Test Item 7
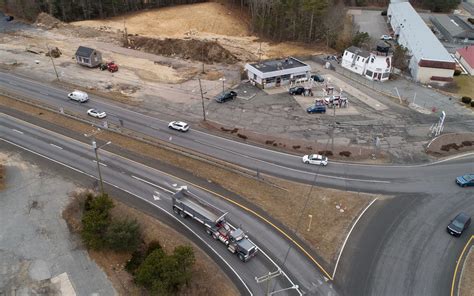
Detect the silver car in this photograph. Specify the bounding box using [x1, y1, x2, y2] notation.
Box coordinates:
[168, 121, 190, 132]
[87, 108, 107, 119]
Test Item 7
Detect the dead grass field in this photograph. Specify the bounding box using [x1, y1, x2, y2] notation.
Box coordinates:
[72, 2, 324, 61]
[460, 246, 474, 296]
[1, 95, 377, 267]
[63, 190, 238, 296]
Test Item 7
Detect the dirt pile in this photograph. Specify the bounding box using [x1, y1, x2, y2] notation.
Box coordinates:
[127, 36, 238, 64]
[35, 12, 64, 29]
[46, 47, 62, 58]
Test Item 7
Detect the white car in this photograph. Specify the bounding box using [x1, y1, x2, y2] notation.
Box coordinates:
[380, 35, 392, 40]
[168, 121, 189, 132]
[302, 154, 328, 166]
[87, 108, 107, 119]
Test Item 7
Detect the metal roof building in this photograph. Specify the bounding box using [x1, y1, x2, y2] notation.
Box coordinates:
[387, 1, 455, 83]
[430, 15, 474, 44]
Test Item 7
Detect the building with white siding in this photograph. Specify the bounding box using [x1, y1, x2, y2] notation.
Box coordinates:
[341, 43, 393, 81]
[387, 1, 456, 83]
[245, 57, 311, 89]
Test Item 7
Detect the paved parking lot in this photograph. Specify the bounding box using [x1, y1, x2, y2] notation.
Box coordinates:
[348, 9, 389, 40]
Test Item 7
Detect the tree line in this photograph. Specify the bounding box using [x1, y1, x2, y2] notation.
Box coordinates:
[1, 0, 460, 45]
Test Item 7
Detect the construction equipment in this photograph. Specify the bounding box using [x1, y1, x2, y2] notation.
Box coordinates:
[99, 61, 118, 72]
[172, 186, 258, 262]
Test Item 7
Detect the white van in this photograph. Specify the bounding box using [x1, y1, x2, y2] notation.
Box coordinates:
[67, 90, 88, 103]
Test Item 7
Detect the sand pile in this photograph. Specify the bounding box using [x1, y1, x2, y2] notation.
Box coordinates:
[35, 13, 64, 29]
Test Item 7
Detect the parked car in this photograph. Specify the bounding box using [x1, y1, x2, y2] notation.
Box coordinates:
[87, 108, 107, 119]
[168, 121, 190, 132]
[302, 154, 328, 166]
[67, 90, 88, 103]
[447, 212, 471, 237]
[5, 15, 14, 22]
[307, 105, 326, 114]
[289, 86, 305, 95]
[216, 90, 237, 103]
[380, 35, 392, 40]
[311, 74, 325, 82]
[456, 174, 474, 187]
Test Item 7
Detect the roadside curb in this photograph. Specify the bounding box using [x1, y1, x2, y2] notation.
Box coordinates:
[451, 236, 474, 296]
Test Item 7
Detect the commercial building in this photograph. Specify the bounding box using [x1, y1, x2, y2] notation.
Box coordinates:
[387, 1, 456, 83]
[341, 42, 393, 81]
[245, 57, 311, 88]
[456, 45, 474, 75]
[430, 14, 474, 44]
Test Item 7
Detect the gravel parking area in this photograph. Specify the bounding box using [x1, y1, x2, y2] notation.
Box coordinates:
[348, 9, 388, 40]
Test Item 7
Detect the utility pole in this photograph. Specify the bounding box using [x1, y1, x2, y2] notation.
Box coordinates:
[255, 269, 282, 296]
[91, 140, 111, 196]
[46, 44, 59, 81]
[198, 78, 206, 121]
[219, 77, 226, 95]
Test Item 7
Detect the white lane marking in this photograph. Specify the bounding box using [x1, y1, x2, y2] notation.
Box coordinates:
[92, 160, 107, 167]
[153, 191, 161, 201]
[12, 129, 24, 134]
[50, 143, 63, 150]
[39, 92, 49, 96]
[332, 197, 378, 279]
[194, 140, 390, 184]
[132, 175, 174, 194]
[0, 137, 253, 296]
[7, 81, 18, 86]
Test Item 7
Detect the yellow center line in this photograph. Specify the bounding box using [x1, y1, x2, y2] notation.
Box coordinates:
[451, 235, 474, 296]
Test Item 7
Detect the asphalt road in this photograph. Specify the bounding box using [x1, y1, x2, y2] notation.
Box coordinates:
[2, 71, 474, 296]
[0, 114, 338, 296]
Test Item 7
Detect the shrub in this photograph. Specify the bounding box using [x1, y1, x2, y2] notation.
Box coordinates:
[454, 69, 461, 76]
[105, 219, 141, 252]
[471, 101, 474, 108]
[468, 18, 474, 25]
[231, 128, 238, 134]
[318, 150, 333, 156]
[292, 145, 301, 149]
[306, 146, 312, 150]
[81, 194, 114, 250]
[265, 140, 275, 145]
[462, 141, 473, 146]
[339, 151, 352, 157]
[461, 96, 472, 104]
[440, 143, 461, 151]
[237, 133, 247, 140]
[381, 10, 387, 16]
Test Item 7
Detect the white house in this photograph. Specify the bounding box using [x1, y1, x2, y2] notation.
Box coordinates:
[341, 44, 393, 81]
[245, 57, 311, 88]
[387, 1, 455, 83]
[455, 45, 474, 75]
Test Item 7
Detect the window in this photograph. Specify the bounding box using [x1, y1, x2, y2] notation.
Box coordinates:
[382, 72, 390, 78]
[281, 74, 291, 80]
[365, 70, 373, 77]
[371, 57, 375, 63]
[352, 54, 354, 58]
[266, 77, 276, 83]
[253, 74, 257, 80]
[357, 57, 360, 61]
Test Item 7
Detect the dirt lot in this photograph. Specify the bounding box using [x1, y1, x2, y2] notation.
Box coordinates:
[460, 246, 474, 296]
[63, 191, 238, 296]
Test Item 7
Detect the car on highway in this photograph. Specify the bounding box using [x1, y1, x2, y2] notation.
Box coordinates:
[289, 86, 305, 95]
[68, 90, 88, 103]
[87, 109, 107, 119]
[447, 212, 471, 237]
[216, 90, 237, 103]
[302, 154, 328, 166]
[380, 35, 392, 40]
[168, 121, 190, 132]
[311, 74, 325, 82]
[456, 174, 474, 187]
[306, 105, 326, 114]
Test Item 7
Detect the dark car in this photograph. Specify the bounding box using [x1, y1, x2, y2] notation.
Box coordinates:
[5, 15, 14, 22]
[289, 86, 305, 95]
[311, 74, 324, 82]
[216, 90, 237, 103]
[456, 174, 474, 187]
[447, 212, 471, 237]
[307, 105, 326, 114]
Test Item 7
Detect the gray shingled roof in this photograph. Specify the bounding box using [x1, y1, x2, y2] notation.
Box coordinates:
[389, 1, 453, 62]
[345, 46, 370, 58]
[75, 46, 95, 57]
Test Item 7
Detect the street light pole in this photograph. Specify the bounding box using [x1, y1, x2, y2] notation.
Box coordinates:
[92, 140, 111, 196]
[219, 77, 226, 95]
[46, 44, 60, 81]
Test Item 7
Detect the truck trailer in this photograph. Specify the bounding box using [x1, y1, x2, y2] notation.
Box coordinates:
[172, 187, 258, 262]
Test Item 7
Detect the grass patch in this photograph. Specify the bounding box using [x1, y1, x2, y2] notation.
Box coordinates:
[454, 76, 474, 98]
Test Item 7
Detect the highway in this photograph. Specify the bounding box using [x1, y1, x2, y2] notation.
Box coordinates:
[1, 71, 474, 296]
